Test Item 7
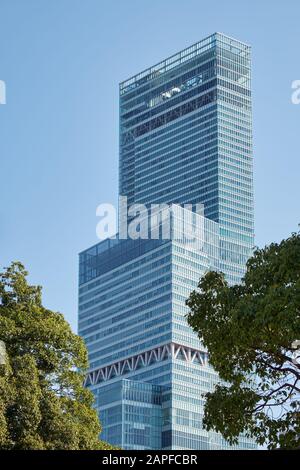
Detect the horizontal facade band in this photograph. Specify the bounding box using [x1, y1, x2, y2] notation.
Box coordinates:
[84, 342, 208, 387]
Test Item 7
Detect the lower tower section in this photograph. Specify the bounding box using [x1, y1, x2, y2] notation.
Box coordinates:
[78, 209, 255, 449]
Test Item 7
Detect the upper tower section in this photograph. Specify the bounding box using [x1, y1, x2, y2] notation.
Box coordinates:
[119, 33, 253, 268]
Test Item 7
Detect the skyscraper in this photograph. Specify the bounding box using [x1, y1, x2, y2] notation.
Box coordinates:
[78, 33, 255, 449]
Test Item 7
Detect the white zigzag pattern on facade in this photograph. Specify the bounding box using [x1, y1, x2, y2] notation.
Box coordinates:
[84, 342, 208, 386]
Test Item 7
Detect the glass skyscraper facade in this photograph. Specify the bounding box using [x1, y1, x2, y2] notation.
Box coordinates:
[78, 33, 255, 449]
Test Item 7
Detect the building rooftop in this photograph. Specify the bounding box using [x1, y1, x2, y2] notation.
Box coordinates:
[119, 32, 250, 95]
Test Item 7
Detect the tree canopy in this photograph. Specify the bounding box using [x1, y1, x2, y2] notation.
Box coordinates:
[186, 231, 300, 449]
[0, 262, 114, 450]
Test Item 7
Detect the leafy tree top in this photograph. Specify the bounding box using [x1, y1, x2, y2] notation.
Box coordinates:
[0, 262, 115, 450]
[186, 232, 300, 449]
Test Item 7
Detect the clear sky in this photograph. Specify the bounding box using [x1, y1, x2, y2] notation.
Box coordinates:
[0, 0, 299, 331]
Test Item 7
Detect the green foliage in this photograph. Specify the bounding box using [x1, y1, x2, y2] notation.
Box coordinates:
[186, 232, 300, 449]
[0, 262, 115, 450]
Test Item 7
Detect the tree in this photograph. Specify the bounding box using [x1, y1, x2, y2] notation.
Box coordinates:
[0, 262, 114, 450]
[186, 231, 300, 449]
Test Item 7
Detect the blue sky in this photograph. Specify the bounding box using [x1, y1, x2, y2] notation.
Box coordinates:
[0, 0, 299, 331]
